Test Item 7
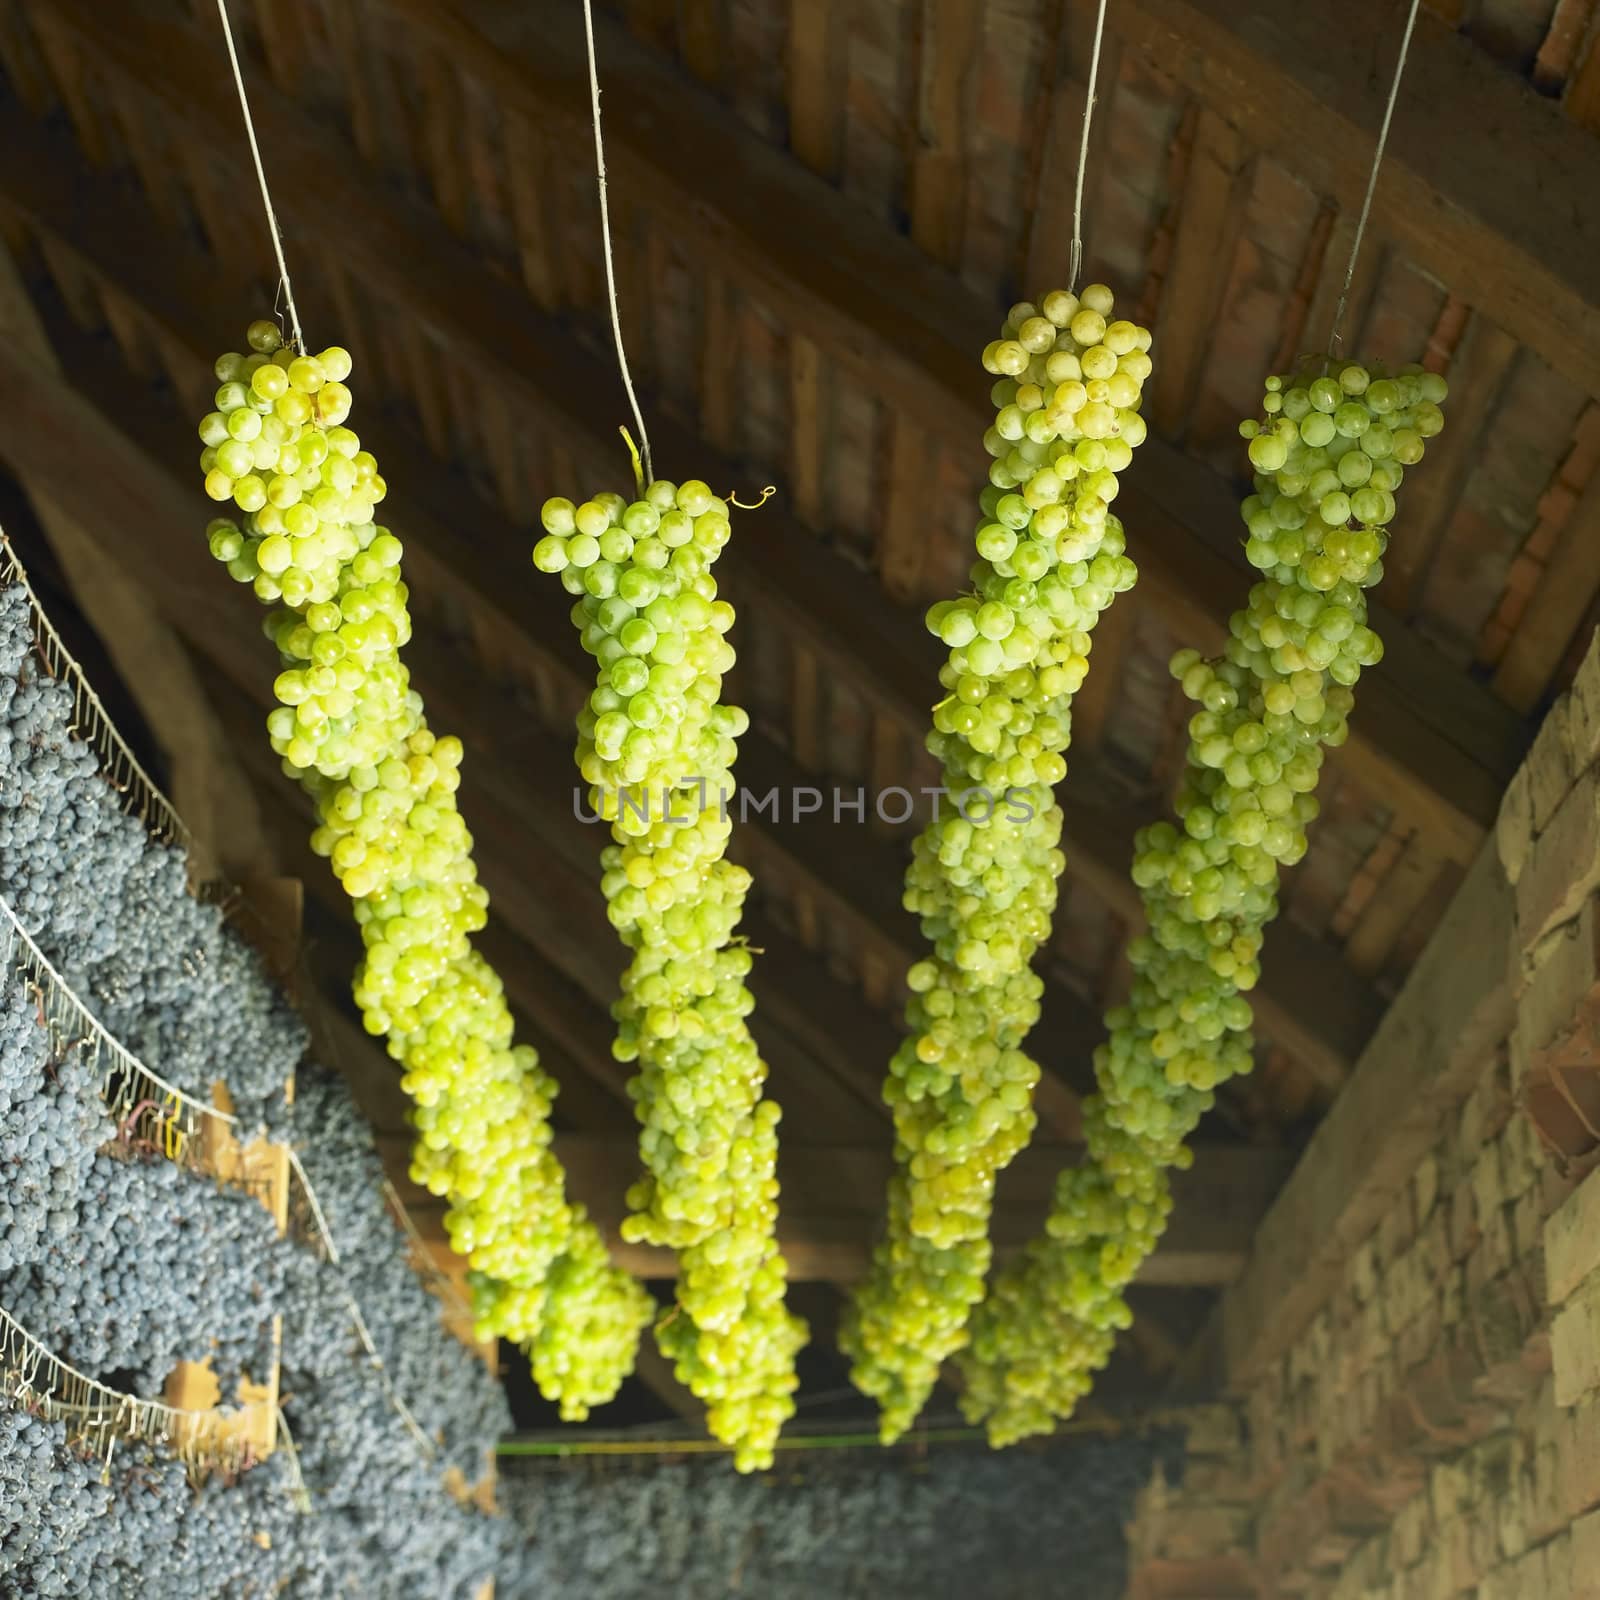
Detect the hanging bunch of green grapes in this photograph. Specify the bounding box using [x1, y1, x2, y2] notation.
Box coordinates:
[958, 357, 1448, 1445]
[842, 286, 1151, 1441]
[196, 320, 651, 1418]
[533, 482, 805, 1469]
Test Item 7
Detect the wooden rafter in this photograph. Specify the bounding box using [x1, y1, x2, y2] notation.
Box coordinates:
[1107, 0, 1600, 398]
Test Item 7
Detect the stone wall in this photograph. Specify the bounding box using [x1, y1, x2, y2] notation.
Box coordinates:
[1122, 633, 1600, 1598]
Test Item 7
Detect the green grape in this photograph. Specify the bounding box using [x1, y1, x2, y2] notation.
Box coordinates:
[956, 356, 1448, 1445]
[197, 321, 651, 1420]
[844, 285, 1151, 1441]
[534, 480, 806, 1468]
[657, 1107, 807, 1470]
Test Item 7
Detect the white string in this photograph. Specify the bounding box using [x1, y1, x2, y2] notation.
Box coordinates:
[286, 1150, 438, 1457]
[272, 1404, 314, 1513]
[1328, 0, 1421, 355]
[0, 1302, 249, 1462]
[214, 0, 305, 354]
[381, 1176, 472, 1320]
[1067, 0, 1111, 292]
[0, 889, 238, 1128]
[581, 0, 654, 485]
[0, 534, 189, 849]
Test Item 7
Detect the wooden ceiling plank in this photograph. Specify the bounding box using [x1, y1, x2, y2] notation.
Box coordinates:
[677, 0, 725, 91]
[698, 272, 739, 449]
[906, 0, 981, 267]
[1107, 0, 1600, 399]
[1341, 829, 1448, 982]
[877, 417, 931, 603]
[786, 334, 827, 526]
[319, 0, 385, 170]
[502, 111, 563, 313]
[1147, 106, 1252, 439]
[786, 0, 846, 181]
[0, 2, 53, 115]
[27, 9, 109, 167]
[1382, 314, 1519, 618]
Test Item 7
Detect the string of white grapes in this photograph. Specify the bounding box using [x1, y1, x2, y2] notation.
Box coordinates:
[841, 286, 1151, 1441]
[958, 356, 1448, 1445]
[533, 484, 805, 1471]
[196, 320, 652, 1418]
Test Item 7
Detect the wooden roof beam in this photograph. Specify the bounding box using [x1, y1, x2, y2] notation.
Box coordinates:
[1107, 0, 1600, 399]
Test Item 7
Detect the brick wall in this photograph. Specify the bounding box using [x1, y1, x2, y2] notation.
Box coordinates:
[1122, 631, 1600, 1598]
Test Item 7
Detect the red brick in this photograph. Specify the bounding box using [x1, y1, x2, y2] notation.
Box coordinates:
[1160, 1504, 1255, 1559]
[1525, 1072, 1600, 1161]
[1127, 1554, 1260, 1600]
